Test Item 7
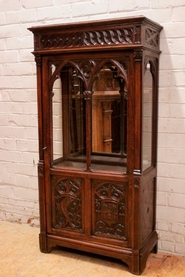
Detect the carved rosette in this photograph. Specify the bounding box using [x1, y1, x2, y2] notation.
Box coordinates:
[93, 180, 126, 239]
[78, 60, 96, 79]
[54, 177, 83, 231]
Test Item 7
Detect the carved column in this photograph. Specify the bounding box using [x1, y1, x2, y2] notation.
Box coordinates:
[133, 50, 143, 174]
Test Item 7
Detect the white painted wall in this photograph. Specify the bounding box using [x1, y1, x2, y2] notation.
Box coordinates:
[0, 0, 185, 255]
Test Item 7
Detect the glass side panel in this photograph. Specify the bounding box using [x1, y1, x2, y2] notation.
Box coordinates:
[142, 62, 153, 170]
[52, 76, 63, 161]
[68, 69, 85, 159]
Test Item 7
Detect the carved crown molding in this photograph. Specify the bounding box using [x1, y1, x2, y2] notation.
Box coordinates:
[38, 28, 134, 50]
[29, 17, 162, 53]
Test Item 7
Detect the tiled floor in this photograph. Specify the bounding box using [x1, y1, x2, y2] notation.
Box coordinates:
[0, 220, 185, 277]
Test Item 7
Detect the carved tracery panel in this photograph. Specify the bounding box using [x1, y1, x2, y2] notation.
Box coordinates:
[53, 177, 83, 232]
[38, 27, 134, 51]
[92, 179, 127, 240]
[49, 59, 128, 91]
[145, 27, 159, 48]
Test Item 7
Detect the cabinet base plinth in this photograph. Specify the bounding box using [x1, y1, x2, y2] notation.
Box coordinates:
[39, 231, 157, 275]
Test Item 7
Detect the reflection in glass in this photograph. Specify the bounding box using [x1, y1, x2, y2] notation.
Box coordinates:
[143, 62, 153, 170]
[91, 66, 127, 173]
[92, 68, 121, 154]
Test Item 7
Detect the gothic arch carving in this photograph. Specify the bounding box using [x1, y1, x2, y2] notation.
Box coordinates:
[50, 59, 128, 93]
[144, 57, 157, 77]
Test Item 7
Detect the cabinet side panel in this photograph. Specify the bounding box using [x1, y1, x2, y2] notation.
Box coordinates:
[140, 178, 155, 245]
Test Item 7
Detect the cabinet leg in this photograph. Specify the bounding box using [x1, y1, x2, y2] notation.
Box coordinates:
[152, 242, 158, 254]
[130, 250, 141, 275]
[39, 232, 51, 253]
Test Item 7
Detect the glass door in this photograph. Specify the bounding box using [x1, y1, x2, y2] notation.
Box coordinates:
[50, 58, 128, 174]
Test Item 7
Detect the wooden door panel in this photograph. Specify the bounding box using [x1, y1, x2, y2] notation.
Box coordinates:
[91, 179, 128, 242]
[50, 175, 85, 235]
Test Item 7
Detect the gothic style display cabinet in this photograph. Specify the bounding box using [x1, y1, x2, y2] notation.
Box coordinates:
[29, 16, 162, 274]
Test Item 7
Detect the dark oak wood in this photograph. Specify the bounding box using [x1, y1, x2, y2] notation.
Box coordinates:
[29, 16, 162, 275]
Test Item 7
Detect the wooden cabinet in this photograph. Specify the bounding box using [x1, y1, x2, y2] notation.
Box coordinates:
[29, 16, 162, 275]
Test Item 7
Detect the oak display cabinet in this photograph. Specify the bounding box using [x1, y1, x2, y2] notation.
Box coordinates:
[29, 16, 162, 275]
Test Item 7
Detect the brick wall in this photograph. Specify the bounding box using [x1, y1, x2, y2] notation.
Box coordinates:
[0, 0, 185, 255]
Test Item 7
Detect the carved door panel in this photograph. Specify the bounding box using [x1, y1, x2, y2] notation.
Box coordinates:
[91, 179, 129, 246]
[50, 175, 85, 235]
[49, 174, 130, 247]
